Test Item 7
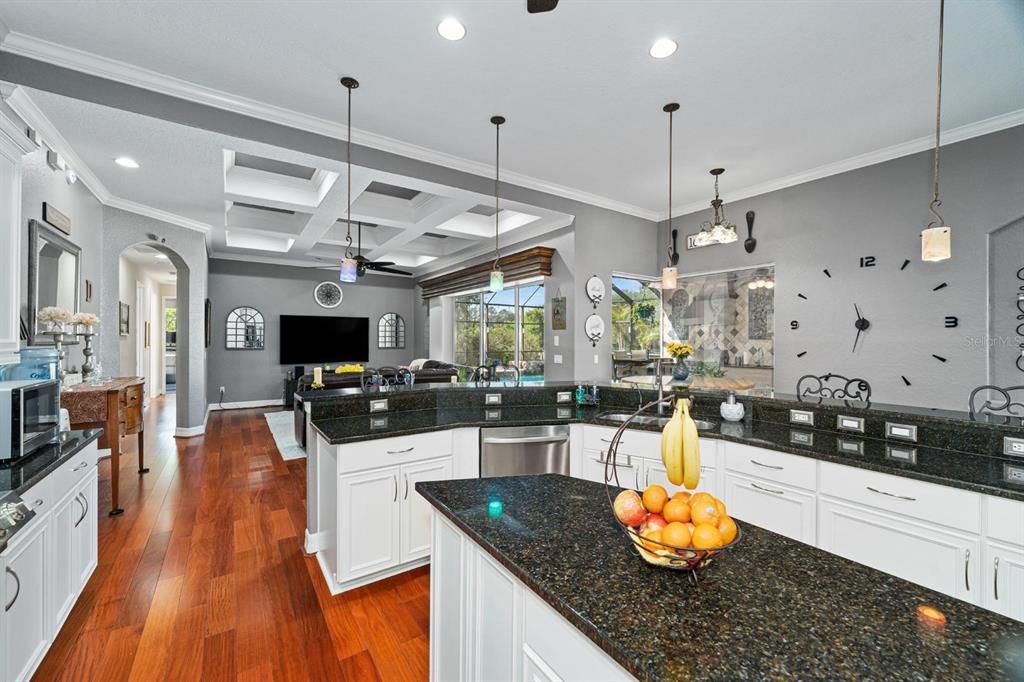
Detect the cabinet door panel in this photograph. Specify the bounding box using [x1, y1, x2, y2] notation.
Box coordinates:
[819, 497, 980, 603]
[470, 551, 519, 682]
[73, 471, 99, 588]
[723, 471, 816, 544]
[2, 524, 49, 682]
[985, 541, 1024, 622]
[401, 457, 453, 562]
[338, 466, 400, 583]
[49, 492, 79, 631]
[644, 458, 718, 496]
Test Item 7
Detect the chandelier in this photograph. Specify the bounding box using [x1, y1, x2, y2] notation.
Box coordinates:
[693, 168, 738, 247]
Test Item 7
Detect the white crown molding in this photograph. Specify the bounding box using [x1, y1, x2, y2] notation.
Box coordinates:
[0, 31, 660, 221]
[5, 85, 211, 234]
[667, 107, 1024, 220]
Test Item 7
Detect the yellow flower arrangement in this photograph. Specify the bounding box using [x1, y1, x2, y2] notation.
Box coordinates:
[334, 364, 364, 374]
[666, 340, 695, 359]
[310, 381, 325, 390]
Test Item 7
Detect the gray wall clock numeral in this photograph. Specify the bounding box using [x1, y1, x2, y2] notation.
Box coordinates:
[944, 316, 959, 328]
[790, 320, 800, 330]
[859, 256, 876, 268]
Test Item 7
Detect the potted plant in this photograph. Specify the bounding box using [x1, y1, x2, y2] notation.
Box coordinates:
[666, 340, 695, 381]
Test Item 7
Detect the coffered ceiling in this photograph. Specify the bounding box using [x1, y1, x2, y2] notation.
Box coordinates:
[0, 1, 1021, 220]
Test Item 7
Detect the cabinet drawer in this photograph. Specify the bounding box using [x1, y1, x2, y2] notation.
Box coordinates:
[337, 430, 453, 474]
[819, 461, 981, 533]
[986, 496, 1024, 546]
[16, 476, 53, 534]
[724, 442, 817, 491]
[581, 449, 637, 488]
[582, 426, 660, 460]
[52, 443, 98, 505]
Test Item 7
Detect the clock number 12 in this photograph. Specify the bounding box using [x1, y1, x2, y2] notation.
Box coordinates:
[859, 256, 877, 268]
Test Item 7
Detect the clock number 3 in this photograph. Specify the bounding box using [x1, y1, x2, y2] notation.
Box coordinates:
[944, 316, 959, 328]
[859, 256, 876, 268]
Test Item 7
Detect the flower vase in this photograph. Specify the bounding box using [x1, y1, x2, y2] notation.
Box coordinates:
[79, 327, 97, 380]
[45, 320, 66, 334]
[671, 359, 690, 382]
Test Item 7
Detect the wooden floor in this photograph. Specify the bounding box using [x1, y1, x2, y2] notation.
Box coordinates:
[35, 396, 430, 681]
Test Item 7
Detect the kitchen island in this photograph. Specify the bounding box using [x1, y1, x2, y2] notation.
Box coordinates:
[417, 474, 1024, 681]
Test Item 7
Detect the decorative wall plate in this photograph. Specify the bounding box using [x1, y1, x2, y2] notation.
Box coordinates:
[585, 275, 605, 309]
[314, 281, 344, 308]
[584, 314, 605, 347]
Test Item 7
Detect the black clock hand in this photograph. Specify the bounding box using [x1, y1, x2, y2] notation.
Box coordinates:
[854, 303, 861, 321]
[853, 326, 862, 352]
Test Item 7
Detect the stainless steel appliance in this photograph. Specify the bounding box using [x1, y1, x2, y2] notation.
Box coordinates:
[0, 379, 61, 461]
[0, 491, 34, 553]
[480, 425, 570, 478]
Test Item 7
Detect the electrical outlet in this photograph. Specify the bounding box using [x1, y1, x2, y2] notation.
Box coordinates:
[553, 335, 559, 347]
[1005, 463, 1024, 484]
[553, 354, 563, 365]
[219, 386, 225, 401]
[1005, 437, 1024, 457]
[593, 354, 599, 364]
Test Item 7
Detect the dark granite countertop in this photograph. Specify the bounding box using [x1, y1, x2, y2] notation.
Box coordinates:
[313, 406, 1024, 502]
[417, 474, 1024, 681]
[0, 428, 103, 495]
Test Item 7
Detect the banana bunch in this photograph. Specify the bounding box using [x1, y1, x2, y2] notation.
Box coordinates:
[660, 399, 701, 489]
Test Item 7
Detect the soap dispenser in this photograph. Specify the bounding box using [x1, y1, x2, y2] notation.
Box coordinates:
[720, 390, 745, 422]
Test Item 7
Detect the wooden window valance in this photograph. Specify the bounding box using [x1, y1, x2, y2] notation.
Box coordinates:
[419, 246, 555, 298]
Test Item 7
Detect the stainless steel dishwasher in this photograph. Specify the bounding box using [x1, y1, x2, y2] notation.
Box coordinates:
[479, 425, 570, 477]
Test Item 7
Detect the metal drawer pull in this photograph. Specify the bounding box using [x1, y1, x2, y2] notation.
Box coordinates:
[392, 475, 398, 502]
[72, 461, 90, 472]
[5, 567, 20, 612]
[994, 556, 1000, 601]
[483, 435, 569, 445]
[386, 447, 415, 455]
[965, 549, 971, 592]
[74, 493, 88, 528]
[750, 459, 784, 470]
[600, 437, 624, 444]
[403, 474, 409, 500]
[751, 482, 784, 495]
[31, 499, 44, 509]
[865, 486, 916, 502]
[595, 453, 631, 466]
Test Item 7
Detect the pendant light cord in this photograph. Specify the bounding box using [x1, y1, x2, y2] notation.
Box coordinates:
[493, 119, 501, 271]
[345, 82, 354, 258]
[667, 107, 673, 265]
[928, 0, 945, 227]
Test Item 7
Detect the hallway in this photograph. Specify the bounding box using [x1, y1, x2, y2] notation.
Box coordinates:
[35, 397, 429, 681]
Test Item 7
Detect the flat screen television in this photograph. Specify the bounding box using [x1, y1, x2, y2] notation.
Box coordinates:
[279, 315, 369, 365]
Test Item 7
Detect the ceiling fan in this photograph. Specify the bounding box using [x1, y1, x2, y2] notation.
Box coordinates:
[351, 221, 412, 277]
[527, 0, 558, 13]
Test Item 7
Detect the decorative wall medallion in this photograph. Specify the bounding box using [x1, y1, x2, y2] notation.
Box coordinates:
[585, 275, 605, 309]
[584, 314, 605, 347]
[314, 281, 344, 308]
[797, 373, 873, 409]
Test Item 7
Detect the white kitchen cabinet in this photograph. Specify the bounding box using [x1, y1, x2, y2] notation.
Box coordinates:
[1, 521, 49, 682]
[819, 496, 980, 604]
[984, 541, 1024, 621]
[401, 457, 454, 562]
[723, 471, 817, 544]
[468, 549, 520, 681]
[581, 449, 637, 488]
[338, 466, 402, 583]
[0, 111, 34, 366]
[72, 470, 99, 589]
[643, 438, 719, 494]
[48, 489, 79, 632]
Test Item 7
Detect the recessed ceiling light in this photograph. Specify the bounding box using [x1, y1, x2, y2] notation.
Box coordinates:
[649, 38, 677, 59]
[115, 156, 139, 169]
[437, 17, 466, 41]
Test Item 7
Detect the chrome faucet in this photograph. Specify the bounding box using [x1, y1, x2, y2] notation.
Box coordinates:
[504, 364, 521, 387]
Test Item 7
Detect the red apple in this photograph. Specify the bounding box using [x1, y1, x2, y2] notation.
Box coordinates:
[613, 490, 647, 527]
[642, 513, 668, 532]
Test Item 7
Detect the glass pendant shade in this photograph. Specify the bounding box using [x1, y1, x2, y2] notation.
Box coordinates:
[661, 266, 678, 290]
[339, 257, 359, 282]
[489, 269, 505, 293]
[710, 223, 738, 244]
[921, 226, 951, 262]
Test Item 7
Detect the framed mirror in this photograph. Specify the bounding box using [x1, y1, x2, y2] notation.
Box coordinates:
[27, 219, 81, 345]
[378, 312, 406, 349]
[225, 306, 265, 350]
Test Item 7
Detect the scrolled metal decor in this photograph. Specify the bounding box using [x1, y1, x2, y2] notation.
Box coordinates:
[796, 373, 873, 408]
[968, 385, 1024, 426]
[1016, 266, 1023, 373]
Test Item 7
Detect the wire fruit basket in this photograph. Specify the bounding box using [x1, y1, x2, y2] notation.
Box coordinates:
[602, 396, 742, 581]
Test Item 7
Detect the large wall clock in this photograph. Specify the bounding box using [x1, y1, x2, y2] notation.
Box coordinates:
[788, 255, 960, 390]
[314, 281, 344, 308]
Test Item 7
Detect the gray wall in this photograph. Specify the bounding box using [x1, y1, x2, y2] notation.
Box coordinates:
[100, 208, 208, 430]
[659, 125, 1024, 410]
[19, 146, 104, 369]
[206, 259, 418, 403]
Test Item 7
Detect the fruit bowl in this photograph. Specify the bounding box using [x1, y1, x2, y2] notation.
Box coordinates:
[623, 516, 742, 571]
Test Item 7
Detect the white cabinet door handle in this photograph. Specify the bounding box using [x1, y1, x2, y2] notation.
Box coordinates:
[751, 482, 784, 495]
[403, 474, 409, 500]
[964, 549, 971, 592]
[74, 493, 89, 528]
[600, 437, 624, 445]
[387, 447, 415, 455]
[4, 566, 19, 612]
[31, 498, 44, 509]
[750, 459, 783, 470]
[392, 475, 398, 502]
[865, 486, 916, 502]
[994, 556, 1000, 601]
[72, 461, 90, 472]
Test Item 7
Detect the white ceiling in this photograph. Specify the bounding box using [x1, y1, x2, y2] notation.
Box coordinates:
[121, 245, 177, 285]
[1, 0, 1021, 218]
[11, 87, 572, 276]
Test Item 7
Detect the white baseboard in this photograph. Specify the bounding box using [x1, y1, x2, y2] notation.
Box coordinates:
[175, 408, 209, 438]
[208, 398, 286, 411]
[280, 447, 306, 462]
[315, 551, 430, 596]
[304, 528, 326, 554]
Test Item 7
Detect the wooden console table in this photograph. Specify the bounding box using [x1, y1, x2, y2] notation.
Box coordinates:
[62, 377, 147, 516]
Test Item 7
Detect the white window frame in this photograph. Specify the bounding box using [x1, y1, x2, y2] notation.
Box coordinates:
[452, 277, 544, 370]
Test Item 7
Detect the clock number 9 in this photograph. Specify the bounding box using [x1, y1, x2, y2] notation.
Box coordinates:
[790, 320, 800, 330]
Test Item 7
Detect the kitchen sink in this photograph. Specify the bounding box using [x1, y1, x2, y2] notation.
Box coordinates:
[596, 411, 716, 430]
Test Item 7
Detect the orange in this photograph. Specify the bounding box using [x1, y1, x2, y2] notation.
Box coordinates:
[685, 522, 696, 536]
[718, 516, 738, 544]
[662, 498, 692, 524]
[691, 523, 724, 549]
[642, 484, 669, 515]
[671, 491, 692, 503]
[714, 498, 728, 518]
[639, 528, 663, 554]
[661, 521, 692, 549]
[689, 492, 715, 509]
[690, 500, 720, 527]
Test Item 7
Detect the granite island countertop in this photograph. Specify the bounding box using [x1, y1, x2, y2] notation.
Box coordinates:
[0, 428, 103, 495]
[417, 474, 1024, 681]
[312, 406, 1024, 502]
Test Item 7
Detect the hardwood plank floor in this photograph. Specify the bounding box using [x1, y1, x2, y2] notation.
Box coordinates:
[34, 396, 430, 682]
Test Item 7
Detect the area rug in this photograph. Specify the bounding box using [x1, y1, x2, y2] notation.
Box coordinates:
[264, 410, 306, 461]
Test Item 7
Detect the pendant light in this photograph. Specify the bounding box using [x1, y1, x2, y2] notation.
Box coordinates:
[694, 168, 738, 247]
[921, 0, 951, 263]
[339, 76, 360, 283]
[661, 103, 679, 291]
[489, 115, 506, 293]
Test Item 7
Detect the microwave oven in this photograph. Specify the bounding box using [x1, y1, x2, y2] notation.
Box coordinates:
[0, 379, 61, 460]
